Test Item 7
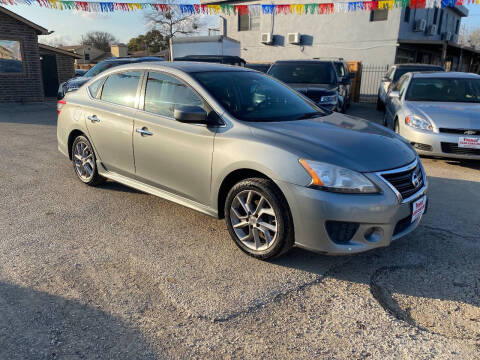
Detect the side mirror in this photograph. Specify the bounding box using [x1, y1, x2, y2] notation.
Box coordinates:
[348, 72, 355, 79]
[389, 90, 400, 99]
[174, 106, 208, 124]
[340, 77, 350, 85]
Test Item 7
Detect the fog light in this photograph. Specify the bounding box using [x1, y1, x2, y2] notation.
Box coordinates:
[325, 221, 359, 244]
[411, 142, 432, 151]
[364, 227, 384, 243]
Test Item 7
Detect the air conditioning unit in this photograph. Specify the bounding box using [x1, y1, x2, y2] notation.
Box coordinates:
[261, 33, 273, 44]
[442, 32, 452, 41]
[414, 19, 427, 32]
[428, 25, 437, 36]
[287, 32, 301, 45]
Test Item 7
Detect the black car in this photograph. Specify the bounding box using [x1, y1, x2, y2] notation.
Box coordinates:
[174, 55, 246, 67]
[74, 69, 87, 77]
[245, 63, 272, 73]
[58, 56, 163, 99]
[268, 60, 351, 112]
[333, 60, 354, 110]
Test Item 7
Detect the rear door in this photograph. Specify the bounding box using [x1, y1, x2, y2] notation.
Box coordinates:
[85, 70, 142, 176]
[132, 71, 216, 205]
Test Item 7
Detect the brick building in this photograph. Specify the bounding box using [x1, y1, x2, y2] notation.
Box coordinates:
[0, 6, 79, 102]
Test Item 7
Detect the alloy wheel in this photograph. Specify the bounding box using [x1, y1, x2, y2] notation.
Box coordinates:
[229, 190, 278, 251]
[73, 139, 96, 182]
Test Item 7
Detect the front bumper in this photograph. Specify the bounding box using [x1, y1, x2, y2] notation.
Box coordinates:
[276, 170, 427, 255]
[402, 126, 480, 160]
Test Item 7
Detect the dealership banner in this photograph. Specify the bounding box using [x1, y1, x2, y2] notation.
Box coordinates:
[1, 0, 479, 14]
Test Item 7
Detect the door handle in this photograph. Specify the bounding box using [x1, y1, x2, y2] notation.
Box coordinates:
[136, 127, 153, 136]
[88, 115, 100, 123]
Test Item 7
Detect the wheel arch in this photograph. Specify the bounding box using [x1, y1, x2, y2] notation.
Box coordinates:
[216, 168, 293, 221]
[67, 129, 87, 160]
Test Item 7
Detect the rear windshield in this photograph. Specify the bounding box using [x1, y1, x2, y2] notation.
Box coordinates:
[406, 77, 480, 103]
[393, 66, 444, 82]
[268, 63, 337, 85]
[193, 71, 326, 122]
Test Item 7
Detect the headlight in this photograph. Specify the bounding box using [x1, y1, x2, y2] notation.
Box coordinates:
[405, 114, 433, 132]
[320, 95, 337, 103]
[299, 159, 379, 193]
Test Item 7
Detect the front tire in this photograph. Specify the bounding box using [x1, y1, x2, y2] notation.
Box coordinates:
[71, 135, 104, 186]
[224, 178, 294, 260]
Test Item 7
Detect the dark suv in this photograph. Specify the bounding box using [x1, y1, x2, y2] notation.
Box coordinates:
[267, 60, 351, 112]
[58, 56, 163, 99]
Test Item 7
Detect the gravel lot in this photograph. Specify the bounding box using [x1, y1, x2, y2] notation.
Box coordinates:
[0, 102, 479, 359]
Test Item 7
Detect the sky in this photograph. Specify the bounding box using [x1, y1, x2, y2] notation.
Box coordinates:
[4, 3, 480, 46]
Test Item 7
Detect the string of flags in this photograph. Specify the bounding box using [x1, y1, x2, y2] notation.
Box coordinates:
[1, 0, 479, 15]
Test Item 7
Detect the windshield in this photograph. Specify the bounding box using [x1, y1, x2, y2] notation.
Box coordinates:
[406, 77, 480, 103]
[192, 71, 326, 122]
[83, 61, 129, 78]
[268, 63, 337, 85]
[393, 66, 444, 82]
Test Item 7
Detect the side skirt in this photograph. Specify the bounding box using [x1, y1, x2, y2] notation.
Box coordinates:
[97, 162, 218, 218]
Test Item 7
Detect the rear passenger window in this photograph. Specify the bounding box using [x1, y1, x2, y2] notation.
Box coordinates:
[144, 72, 203, 118]
[88, 78, 104, 98]
[100, 71, 142, 107]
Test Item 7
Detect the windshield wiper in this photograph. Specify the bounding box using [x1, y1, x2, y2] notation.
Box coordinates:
[296, 112, 324, 120]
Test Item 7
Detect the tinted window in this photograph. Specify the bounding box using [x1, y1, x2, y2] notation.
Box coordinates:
[393, 66, 444, 82]
[88, 78, 104, 98]
[144, 72, 203, 117]
[406, 77, 480, 103]
[193, 71, 325, 122]
[101, 71, 142, 107]
[268, 63, 337, 84]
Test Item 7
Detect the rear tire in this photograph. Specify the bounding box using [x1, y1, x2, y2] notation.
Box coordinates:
[224, 178, 294, 260]
[71, 135, 105, 186]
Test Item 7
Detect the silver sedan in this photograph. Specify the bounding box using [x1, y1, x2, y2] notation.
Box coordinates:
[57, 62, 426, 259]
[384, 71, 480, 159]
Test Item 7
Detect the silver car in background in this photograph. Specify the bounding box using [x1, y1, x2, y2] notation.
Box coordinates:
[57, 62, 427, 260]
[384, 72, 480, 159]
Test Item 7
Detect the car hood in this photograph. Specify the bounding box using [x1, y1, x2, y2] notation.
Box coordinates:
[406, 101, 480, 129]
[249, 112, 416, 173]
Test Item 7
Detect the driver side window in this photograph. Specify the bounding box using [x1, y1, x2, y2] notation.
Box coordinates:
[144, 72, 203, 118]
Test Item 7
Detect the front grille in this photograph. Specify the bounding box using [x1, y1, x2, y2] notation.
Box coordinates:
[380, 162, 424, 201]
[439, 128, 480, 136]
[325, 221, 359, 244]
[393, 215, 411, 236]
[441, 142, 480, 156]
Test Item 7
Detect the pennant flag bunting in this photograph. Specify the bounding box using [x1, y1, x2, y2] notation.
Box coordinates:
[0, 0, 476, 14]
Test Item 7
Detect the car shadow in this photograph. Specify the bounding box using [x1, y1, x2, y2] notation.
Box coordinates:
[0, 281, 157, 359]
[98, 180, 144, 194]
[0, 103, 57, 126]
[268, 175, 480, 312]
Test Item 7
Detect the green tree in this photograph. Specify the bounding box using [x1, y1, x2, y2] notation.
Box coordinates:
[127, 30, 166, 54]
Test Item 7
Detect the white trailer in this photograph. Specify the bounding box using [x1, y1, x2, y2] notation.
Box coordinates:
[170, 35, 241, 60]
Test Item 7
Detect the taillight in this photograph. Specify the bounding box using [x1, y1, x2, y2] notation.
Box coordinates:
[57, 99, 66, 115]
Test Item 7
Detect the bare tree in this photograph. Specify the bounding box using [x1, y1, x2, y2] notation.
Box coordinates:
[144, 5, 204, 42]
[468, 28, 480, 49]
[81, 31, 116, 52]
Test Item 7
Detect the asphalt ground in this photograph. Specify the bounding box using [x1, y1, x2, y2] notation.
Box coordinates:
[0, 102, 478, 359]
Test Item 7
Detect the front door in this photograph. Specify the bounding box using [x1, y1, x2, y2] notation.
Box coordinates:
[40, 54, 58, 97]
[85, 71, 142, 176]
[133, 71, 215, 205]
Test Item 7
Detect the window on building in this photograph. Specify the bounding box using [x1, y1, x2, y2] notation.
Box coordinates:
[404, 7, 411, 23]
[437, 10, 443, 34]
[433, 8, 439, 24]
[370, 9, 388, 22]
[144, 72, 203, 118]
[84, 53, 90, 61]
[0, 39, 24, 74]
[455, 19, 460, 35]
[238, 13, 260, 31]
[101, 71, 142, 107]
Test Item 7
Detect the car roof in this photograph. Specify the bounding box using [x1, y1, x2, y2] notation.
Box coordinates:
[411, 71, 480, 79]
[272, 60, 334, 65]
[104, 56, 163, 63]
[394, 63, 444, 68]
[103, 61, 252, 73]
